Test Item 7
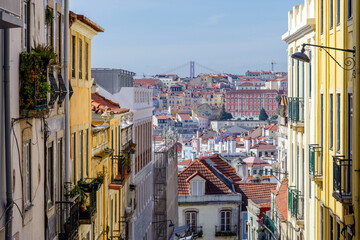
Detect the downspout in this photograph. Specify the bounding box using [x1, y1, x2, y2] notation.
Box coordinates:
[4, 28, 13, 240]
[43, 118, 48, 240]
[353, 0, 360, 238]
[64, 0, 70, 183]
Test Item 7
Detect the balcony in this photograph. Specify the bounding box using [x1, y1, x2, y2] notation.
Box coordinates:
[188, 226, 203, 238]
[333, 156, 352, 204]
[262, 213, 276, 235]
[288, 97, 304, 125]
[215, 225, 237, 237]
[309, 144, 323, 181]
[56, 195, 79, 240]
[79, 189, 97, 224]
[288, 187, 304, 224]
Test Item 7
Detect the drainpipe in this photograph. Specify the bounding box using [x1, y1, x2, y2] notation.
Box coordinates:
[4, 28, 13, 240]
[64, 0, 70, 183]
[353, 0, 360, 238]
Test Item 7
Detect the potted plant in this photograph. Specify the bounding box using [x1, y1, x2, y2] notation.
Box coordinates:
[92, 171, 104, 190]
[78, 179, 92, 193]
[70, 184, 88, 213]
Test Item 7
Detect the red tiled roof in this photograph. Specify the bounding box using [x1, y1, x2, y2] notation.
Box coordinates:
[178, 159, 192, 166]
[266, 125, 278, 131]
[134, 78, 159, 87]
[178, 160, 234, 196]
[156, 115, 169, 120]
[198, 154, 241, 183]
[178, 114, 192, 120]
[91, 93, 129, 114]
[251, 142, 277, 150]
[275, 179, 288, 221]
[235, 183, 277, 209]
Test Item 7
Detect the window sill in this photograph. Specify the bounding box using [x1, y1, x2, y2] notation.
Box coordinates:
[336, 25, 341, 32]
[347, 18, 353, 26]
[329, 29, 334, 35]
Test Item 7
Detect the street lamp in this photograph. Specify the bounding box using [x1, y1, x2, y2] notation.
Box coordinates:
[291, 43, 356, 78]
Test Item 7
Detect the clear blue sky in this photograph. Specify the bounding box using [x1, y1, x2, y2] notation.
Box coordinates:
[70, 0, 303, 77]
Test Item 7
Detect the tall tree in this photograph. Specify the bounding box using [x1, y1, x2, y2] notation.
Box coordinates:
[259, 108, 269, 120]
[218, 105, 232, 120]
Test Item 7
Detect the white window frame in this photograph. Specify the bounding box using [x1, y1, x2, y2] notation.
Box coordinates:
[190, 180, 205, 196]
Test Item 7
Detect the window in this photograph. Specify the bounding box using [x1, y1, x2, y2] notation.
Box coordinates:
[57, 12, 62, 63]
[72, 133, 76, 182]
[330, 94, 334, 149]
[85, 42, 89, 80]
[330, 0, 334, 29]
[48, 142, 54, 207]
[71, 35, 76, 78]
[336, 94, 341, 152]
[336, 0, 340, 25]
[191, 180, 204, 196]
[78, 38, 83, 79]
[24, 140, 31, 207]
[85, 129, 89, 177]
[46, 8, 54, 47]
[220, 210, 231, 231]
[79, 130, 83, 179]
[336, 221, 340, 240]
[330, 215, 334, 240]
[23, 0, 31, 51]
[348, 0, 353, 19]
[185, 211, 197, 232]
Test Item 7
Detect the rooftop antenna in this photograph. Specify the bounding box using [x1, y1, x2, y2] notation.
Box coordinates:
[271, 60, 277, 72]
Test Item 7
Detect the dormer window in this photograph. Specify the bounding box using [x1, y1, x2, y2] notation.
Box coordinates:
[190, 180, 205, 196]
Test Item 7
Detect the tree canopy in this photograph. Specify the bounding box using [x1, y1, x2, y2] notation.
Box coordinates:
[259, 108, 269, 121]
[218, 105, 233, 120]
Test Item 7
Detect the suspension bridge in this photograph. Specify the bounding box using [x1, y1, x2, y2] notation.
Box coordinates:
[140, 61, 221, 78]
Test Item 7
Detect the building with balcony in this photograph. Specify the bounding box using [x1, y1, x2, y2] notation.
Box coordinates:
[312, 0, 358, 239]
[94, 69, 154, 240]
[68, 11, 103, 239]
[0, 0, 74, 239]
[282, 0, 316, 239]
[91, 92, 134, 240]
[178, 154, 242, 240]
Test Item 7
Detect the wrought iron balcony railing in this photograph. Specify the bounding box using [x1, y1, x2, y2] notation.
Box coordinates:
[288, 97, 304, 123]
[333, 156, 352, 203]
[79, 186, 97, 224]
[309, 144, 323, 179]
[288, 187, 304, 220]
[56, 195, 79, 240]
[262, 213, 276, 234]
[215, 225, 237, 237]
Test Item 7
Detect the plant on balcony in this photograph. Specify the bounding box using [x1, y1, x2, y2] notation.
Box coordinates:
[70, 183, 88, 207]
[19, 44, 57, 110]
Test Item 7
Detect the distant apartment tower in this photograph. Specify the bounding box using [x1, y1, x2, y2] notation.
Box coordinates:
[92, 68, 154, 240]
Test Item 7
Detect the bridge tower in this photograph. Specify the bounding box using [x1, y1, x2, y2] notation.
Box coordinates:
[190, 61, 195, 79]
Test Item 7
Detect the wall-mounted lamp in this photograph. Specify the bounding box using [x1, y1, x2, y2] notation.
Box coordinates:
[291, 43, 356, 78]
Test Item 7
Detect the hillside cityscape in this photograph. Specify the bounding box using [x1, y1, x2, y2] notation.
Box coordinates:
[0, 0, 359, 240]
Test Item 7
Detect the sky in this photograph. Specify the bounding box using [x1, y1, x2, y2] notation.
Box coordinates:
[70, 0, 304, 77]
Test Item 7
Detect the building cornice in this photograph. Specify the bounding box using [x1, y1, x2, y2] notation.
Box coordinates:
[281, 18, 315, 44]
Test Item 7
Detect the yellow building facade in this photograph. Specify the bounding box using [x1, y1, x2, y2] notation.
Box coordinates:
[313, 0, 358, 239]
[69, 12, 103, 239]
[91, 94, 136, 240]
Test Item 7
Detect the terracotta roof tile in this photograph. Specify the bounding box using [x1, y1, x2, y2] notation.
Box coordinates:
[91, 93, 129, 114]
[235, 183, 277, 209]
[275, 179, 288, 221]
